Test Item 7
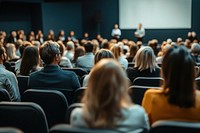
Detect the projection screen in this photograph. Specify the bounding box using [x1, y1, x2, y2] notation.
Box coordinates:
[119, 0, 192, 29]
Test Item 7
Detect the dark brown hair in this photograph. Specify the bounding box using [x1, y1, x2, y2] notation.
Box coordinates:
[162, 45, 195, 108]
[20, 46, 39, 76]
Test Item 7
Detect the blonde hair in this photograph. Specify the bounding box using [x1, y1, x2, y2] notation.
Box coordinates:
[6, 43, 19, 61]
[82, 59, 131, 128]
[134, 46, 158, 72]
[110, 44, 122, 60]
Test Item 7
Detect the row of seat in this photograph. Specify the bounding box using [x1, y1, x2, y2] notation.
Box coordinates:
[0, 101, 200, 133]
[0, 88, 85, 128]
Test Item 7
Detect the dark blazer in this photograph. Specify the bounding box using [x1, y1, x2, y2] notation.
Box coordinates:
[29, 65, 80, 91]
[126, 67, 160, 83]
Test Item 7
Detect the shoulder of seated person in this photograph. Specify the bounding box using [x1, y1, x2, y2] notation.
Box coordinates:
[145, 88, 163, 94]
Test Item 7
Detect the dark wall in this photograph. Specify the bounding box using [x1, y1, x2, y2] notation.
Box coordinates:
[82, 0, 118, 39]
[0, 2, 33, 34]
[0, 0, 82, 37]
[83, 0, 200, 43]
[42, 2, 82, 37]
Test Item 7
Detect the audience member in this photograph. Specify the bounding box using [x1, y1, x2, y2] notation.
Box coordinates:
[15, 41, 32, 75]
[72, 46, 85, 67]
[142, 45, 200, 125]
[57, 41, 73, 68]
[156, 44, 171, 64]
[46, 29, 55, 41]
[76, 42, 94, 71]
[82, 32, 90, 40]
[126, 46, 160, 83]
[57, 30, 65, 42]
[29, 41, 80, 91]
[82, 49, 114, 86]
[64, 41, 75, 61]
[126, 41, 138, 62]
[68, 31, 78, 43]
[35, 30, 44, 44]
[0, 45, 20, 101]
[110, 44, 128, 70]
[7, 31, 17, 43]
[6, 43, 19, 61]
[19, 46, 42, 76]
[71, 59, 149, 131]
[190, 43, 200, 64]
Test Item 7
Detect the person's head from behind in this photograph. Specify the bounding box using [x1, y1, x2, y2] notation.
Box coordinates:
[84, 41, 94, 53]
[129, 41, 138, 58]
[191, 43, 200, 55]
[162, 45, 195, 108]
[162, 44, 171, 56]
[110, 44, 122, 60]
[94, 49, 114, 64]
[57, 41, 65, 56]
[134, 46, 157, 72]
[6, 43, 18, 60]
[20, 46, 39, 75]
[40, 41, 61, 65]
[19, 41, 32, 57]
[82, 59, 131, 128]
[73, 46, 85, 62]
[66, 41, 74, 51]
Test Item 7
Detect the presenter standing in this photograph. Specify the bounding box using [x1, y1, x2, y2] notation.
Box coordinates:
[135, 23, 145, 42]
[111, 24, 121, 41]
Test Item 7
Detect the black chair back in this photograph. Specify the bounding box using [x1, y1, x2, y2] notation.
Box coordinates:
[50, 124, 119, 133]
[65, 103, 83, 124]
[129, 86, 161, 105]
[0, 127, 23, 133]
[22, 89, 68, 128]
[132, 77, 163, 87]
[150, 120, 200, 133]
[62, 68, 88, 85]
[0, 102, 48, 133]
[0, 89, 11, 101]
[17, 75, 29, 96]
[73, 87, 87, 103]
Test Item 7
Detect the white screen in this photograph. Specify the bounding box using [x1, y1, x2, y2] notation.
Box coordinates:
[119, 0, 192, 29]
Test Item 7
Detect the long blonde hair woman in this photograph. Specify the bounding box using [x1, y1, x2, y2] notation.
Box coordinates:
[126, 46, 160, 83]
[71, 59, 149, 131]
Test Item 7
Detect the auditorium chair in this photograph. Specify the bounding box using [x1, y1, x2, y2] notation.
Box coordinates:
[50, 124, 148, 133]
[50, 124, 121, 133]
[65, 103, 84, 124]
[132, 77, 163, 87]
[0, 89, 11, 101]
[22, 89, 68, 128]
[0, 102, 49, 133]
[16, 75, 29, 96]
[129, 85, 161, 105]
[62, 67, 88, 85]
[150, 120, 200, 133]
[0, 127, 23, 133]
[73, 87, 87, 103]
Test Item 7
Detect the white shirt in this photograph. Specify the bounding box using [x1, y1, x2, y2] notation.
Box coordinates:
[111, 28, 121, 38]
[135, 27, 145, 38]
[71, 105, 149, 132]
